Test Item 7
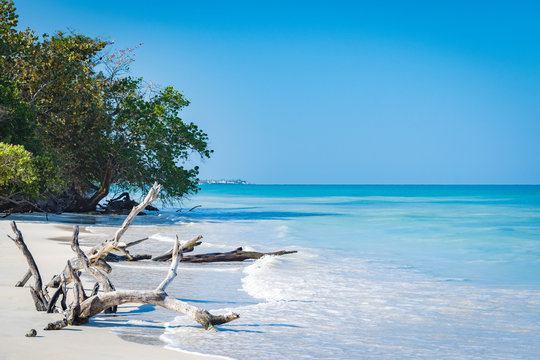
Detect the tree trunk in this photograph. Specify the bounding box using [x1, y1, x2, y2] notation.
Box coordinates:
[153, 247, 297, 263]
[86, 160, 114, 210]
[63, 160, 114, 212]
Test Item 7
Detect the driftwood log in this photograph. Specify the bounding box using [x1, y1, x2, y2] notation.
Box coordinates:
[181, 247, 297, 263]
[7, 182, 301, 335]
[8, 221, 239, 330]
[153, 246, 297, 263]
[7, 183, 242, 332]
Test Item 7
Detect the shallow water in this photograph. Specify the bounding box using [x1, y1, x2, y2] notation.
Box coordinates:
[42, 185, 540, 358]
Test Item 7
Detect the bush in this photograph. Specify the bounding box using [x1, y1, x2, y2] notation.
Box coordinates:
[0, 142, 38, 198]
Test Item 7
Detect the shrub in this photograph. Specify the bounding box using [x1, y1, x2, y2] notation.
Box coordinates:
[0, 142, 38, 198]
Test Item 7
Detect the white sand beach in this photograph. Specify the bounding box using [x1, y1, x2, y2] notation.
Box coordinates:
[0, 220, 218, 360]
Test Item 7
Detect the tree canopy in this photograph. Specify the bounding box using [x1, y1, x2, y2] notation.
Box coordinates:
[0, 0, 212, 212]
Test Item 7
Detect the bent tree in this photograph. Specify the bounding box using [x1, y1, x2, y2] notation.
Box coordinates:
[0, 0, 212, 212]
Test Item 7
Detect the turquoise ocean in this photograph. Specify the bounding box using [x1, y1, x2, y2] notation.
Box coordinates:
[24, 185, 540, 358]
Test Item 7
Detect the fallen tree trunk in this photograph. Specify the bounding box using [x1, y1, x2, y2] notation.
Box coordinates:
[8, 219, 240, 331]
[179, 247, 297, 263]
[105, 253, 152, 262]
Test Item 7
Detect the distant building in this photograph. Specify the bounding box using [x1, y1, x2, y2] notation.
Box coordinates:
[198, 179, 249, 185]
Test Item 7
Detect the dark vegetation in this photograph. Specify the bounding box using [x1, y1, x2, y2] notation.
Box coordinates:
[0, 0, 211, 214]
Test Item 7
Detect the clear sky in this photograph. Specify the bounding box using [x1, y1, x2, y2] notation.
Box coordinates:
[14, 0, 540, 184]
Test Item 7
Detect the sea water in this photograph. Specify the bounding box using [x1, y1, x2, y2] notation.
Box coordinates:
[81, 185, 540, 359]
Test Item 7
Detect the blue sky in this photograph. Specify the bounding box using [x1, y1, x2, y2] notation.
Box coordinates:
[15, 1, 540, 184]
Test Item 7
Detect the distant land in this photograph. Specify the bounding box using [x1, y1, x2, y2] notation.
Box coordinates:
[198, 179, 250, 185]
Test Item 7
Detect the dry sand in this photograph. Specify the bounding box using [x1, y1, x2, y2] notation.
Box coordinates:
[0, 220, 220, 360]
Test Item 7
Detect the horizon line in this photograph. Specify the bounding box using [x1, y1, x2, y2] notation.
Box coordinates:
[200, 183, 540, 186]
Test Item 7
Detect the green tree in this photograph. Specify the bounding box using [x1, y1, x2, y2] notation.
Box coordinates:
[0, 0, 212, 212]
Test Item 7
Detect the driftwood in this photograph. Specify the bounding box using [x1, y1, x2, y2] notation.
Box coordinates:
[9, 221, 239, 330]
[153, 246, 297, 263]
[104, 237, 152, 262]
[180, 247, 297, 263]
[47, 183, 162, 288]
[152, 235, 203, 261]
[47, 273, 67, 313]
[105, 253, 152, 262]
[8, 183, 241, 332]
[175, 205, 202, 213]
[15, 269, 32, 287]
[60, 226, 238, 329]
[8, 222, 48, 311]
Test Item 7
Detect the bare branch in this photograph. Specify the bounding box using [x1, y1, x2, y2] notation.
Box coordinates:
[76, 290, 239, 330]
[90, 282, 100, 297]
[60, 273, 68, 311]
[71, 225, 115, 293]
[66, 260, 86, 304]
[125, 237, 149, 248]
[156, 235, 182, 293]
[152, 235, 202, 261]
[8, 221, 48, 311]
[47, 184, 161, 289]
[15, 269, 32, 287]
[89, 182, 161, 262]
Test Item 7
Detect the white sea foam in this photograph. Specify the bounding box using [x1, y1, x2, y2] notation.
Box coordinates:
[126, 319, 156, 326]
[199, 242, 233, 250]
[112, 263, 168, 271]
[241, 255, 310, 302]
[180, 265, 244, 273]
[84, 226, 102, 234]
[101, 186, 540, 359]
[156, 245, 540, 359]
[164, 344, 236, 360]
[149, 233, 176, 242]
[161, 320, 237, 360]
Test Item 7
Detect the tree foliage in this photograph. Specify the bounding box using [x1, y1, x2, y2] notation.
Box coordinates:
[0, 142, 37, 197]
[0, 0, 212, 212]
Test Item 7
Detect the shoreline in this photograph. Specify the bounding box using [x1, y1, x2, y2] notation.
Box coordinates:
[0, 220, 223, 360]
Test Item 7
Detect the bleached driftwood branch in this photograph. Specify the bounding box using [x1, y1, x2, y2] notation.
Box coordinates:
[47, 183, 162, 288]
[8, 221, 48, 311]
[8, 219, 240, 331]
[68, 229, 239, 329]
[152, 235, 203, 261]
[88, 182, 162, 262]
[156, 235, 182, 292]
